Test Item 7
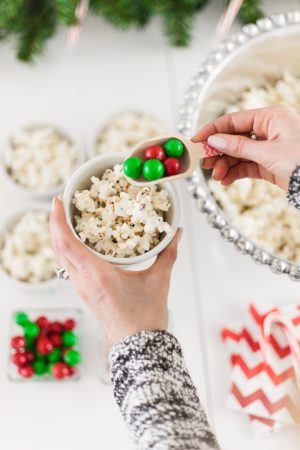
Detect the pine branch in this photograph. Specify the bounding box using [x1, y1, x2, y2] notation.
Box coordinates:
[55, 0, 78, 26]
[90, 0, 150, 29]
[238, 0, 264, 25]
[16, 0, 56, 62]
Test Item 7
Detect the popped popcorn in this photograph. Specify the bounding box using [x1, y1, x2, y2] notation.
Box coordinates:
[207, 71, 300, 263]
[4, 127, 79, 190]
[209, 178, 300, 263]
[95, 112, 165, 155]
[0, 211, 56, 283]
[225, 71, 300, 114]
[73, 164, 173, 258]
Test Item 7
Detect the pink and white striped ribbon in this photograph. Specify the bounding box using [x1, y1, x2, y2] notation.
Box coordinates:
[216, 0, 243, 37]
[67, 0, 89, 47]
[259, 310, 300, 384]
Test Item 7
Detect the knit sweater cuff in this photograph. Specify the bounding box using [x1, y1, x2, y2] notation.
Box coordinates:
[287, 165, 300, 209]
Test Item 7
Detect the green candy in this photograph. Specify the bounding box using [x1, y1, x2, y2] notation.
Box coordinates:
[143, 159, 165, 181]
[35, 351, 47, 361]
[164, 138, 184, 158]
[48, 348, 61, 363]
[24, 322, 40, 339]
[33, 360, 47, 376]
[26, 337, 35, 350]
[46, 363, 54, 374]
[64, 349, 81, 367]
[62, 331, 78, 347]
[123, 157, 143, 179]
[15, 312, 29, 326]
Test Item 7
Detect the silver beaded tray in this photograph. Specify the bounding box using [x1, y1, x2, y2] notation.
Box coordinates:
[178, 10, 300, 281]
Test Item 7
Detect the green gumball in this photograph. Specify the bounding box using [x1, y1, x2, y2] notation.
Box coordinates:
[143, 159, 165, 181]
[46, 363, 54, 374]
[15, 312, 29, 327]
[164, 138, 184, 158]
[123, 157, 143, 179]
[24, 322, 40, 339]
[64, 349, 81, 367]
[62, 331, 78, 347]
[33, 360, 47, 376]
[48, 348, 61, 363]
[25, 337, 35, 350]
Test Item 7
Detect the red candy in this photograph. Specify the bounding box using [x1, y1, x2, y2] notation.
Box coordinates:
[144, 145, 166, 162]
[18, 365, 34, 378]
[164, 157, 181, 176]
[50, 321, 64, 333]
[11, 312, 80, 380]
[11, 336, 26, 350]
[36, 316, 49, 330]
[23, 350, 35, 363]
[12, 352, 27, 367]
[50, 333, 62, 348]
[51, 362, 70, 379]
[36, 336, 54, 355]
[64, 319, 76, 331]
[68, 366, 76, 376]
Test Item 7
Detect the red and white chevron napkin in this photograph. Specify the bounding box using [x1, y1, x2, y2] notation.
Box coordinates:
[221, 303, 300, 436]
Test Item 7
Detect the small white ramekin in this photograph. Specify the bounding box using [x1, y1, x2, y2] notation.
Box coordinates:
[0, 203, 59, 291]
[1, 125, 86, 199]
[63, 153, 180, 267]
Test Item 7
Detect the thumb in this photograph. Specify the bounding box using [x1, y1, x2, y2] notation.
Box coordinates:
[152, 228, 183, 276]
[207, 134, 269, 165]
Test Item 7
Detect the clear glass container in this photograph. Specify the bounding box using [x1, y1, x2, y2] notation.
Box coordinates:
[8, 308, 82, 382]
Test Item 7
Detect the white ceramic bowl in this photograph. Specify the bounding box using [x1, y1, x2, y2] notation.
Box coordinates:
[1, 125, 86, 199]
[88, 111, 167, 159]
[0, 203, 59, 291]
[63, 153, 180, 266]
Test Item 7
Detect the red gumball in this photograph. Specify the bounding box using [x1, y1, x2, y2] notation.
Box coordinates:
[11, 336, 26, 350]
[51, 362, 69, 379]
[18, 365, 34, 378]
[164, 157, 181, 177]
[50, 321, 64, 334]
[64, 319, 76, 331]
[36, 316, 49, 330]
[144, 145, 166, 162]
[23, 350, 35, 363]
[67, 366, 76, 377]
[50, 333, 62, 348]
[12, 352, 27, 367]
[36, 336, 54, 355]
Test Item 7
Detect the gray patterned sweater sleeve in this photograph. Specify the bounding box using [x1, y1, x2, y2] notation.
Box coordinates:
[287, 165, 300, 209]
[109, 330, 220, 450]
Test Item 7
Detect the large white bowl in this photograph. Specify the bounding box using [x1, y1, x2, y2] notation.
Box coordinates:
[1, 124, 86, 199]
[0, 203, 59, 291]
[63, 153, 180, 267]
[179, 10, 300, 281]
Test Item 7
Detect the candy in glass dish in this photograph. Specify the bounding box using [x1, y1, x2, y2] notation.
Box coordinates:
[8, 309, 82, 382]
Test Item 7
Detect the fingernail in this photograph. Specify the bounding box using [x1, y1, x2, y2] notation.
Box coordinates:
[212, 168, 216, 179]
[58, 192, 63, 200]
[177, 228, 183, 243]
[51, 197, 57, 212]
[208, 136, 226, 150]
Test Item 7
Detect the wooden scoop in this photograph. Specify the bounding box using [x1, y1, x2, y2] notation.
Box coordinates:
[123, 133, 218, 187]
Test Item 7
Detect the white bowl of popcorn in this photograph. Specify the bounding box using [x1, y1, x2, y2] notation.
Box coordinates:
[63, 153, 180, 266]
[1, 125, 85, 198]
[0, 204, 58, 289]
[91, 111, 166, 158]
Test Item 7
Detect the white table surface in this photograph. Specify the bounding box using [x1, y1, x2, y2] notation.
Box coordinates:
[1, 1, 300, 449]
